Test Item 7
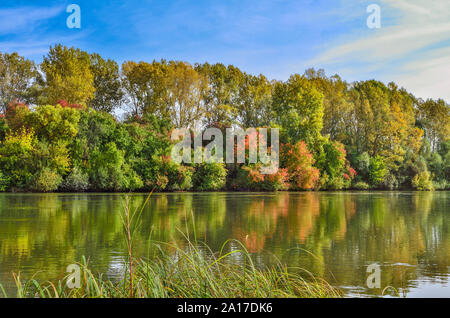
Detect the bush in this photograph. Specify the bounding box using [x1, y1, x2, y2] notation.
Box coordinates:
[122, 165, 144, 191]
[353, 181, 369, 190]
[412, 171, 434, 191]
[0, 128, 36, 189]
[193, 163, 227, 191]
[281, 141, 320, 190]
[0, 171, 10, 191]
[0, 117, 8, 142]
[60, 167, 90, 192]
[382, 173, 398, 190]
[88, 142, 138, 191]
[33, 167, 62, 192]
[231, 164, 288, 191]
[355, 152, 370, 179]
[433, 179, 449, 190]
[316, 141, 356, 190]
[166, 165, 193, 191]
[369, 155, 387, 187]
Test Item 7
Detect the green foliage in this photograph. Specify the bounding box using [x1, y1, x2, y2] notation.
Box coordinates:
[353, 181, 370, 190]
[272, 74, 324, 149]
[88, 53, 123, 112]
[0, 52, 40, 113]
[317, 141, 355, 190]
[0, 117, 8, 142]
[25, 104, 80, 141]
[88, 142, 142, 191]
[412, 171, 434, 191]
[0, 128, 36, 189]
[0, 48, 448, 192]
[60, 166, 90, 192]
[369, 155, 388, 187]
[0, 170, 10, 191]
[41, 45, 95, 105]
[33, 167, 62, 192]
[193, 163, 227, 191]
[354, 152, 371, 180]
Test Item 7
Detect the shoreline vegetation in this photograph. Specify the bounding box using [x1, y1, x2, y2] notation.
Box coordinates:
[0, 45, 449, 193]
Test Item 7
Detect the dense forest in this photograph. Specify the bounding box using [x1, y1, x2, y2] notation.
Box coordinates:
[0, 45, 449, 192]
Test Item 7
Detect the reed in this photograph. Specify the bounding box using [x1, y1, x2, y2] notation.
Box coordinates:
[3, 238, 341, 298]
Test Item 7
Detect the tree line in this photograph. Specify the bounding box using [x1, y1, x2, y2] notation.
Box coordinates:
[0, 45, 449, 192]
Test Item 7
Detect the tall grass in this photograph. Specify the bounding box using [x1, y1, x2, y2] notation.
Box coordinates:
[1, 193, 342, 298]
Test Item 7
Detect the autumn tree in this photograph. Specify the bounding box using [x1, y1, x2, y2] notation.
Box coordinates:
[40, 45, 95, 106]
[281, 141, 320, 190]
[164, 61, 208, 128]
[121, 60, 168, 117]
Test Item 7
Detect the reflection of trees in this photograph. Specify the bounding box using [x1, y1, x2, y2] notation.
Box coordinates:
[0, 191, 448, 296]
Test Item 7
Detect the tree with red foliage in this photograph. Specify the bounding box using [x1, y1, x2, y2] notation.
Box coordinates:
[281, 141, 320, 190]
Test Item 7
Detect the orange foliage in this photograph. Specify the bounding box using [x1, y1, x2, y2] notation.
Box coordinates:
[281, 141, 320, 190]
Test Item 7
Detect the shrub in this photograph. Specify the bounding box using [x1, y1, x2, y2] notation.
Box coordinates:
[433, 179, 449, 190]
[281, 141, 320, 190]
[0, 117, 8, 142]
[232, 164, 288, 191]
[0, 171, 10, 191]
[382, 173, 398, 190]
[353, 181, 369, 190]
[369, 155, 387, 187]
[122, 165, 144, 191]
[355, 152, 370, 178]
[60, 167, 90, 192]
[316, 141, 356, 190]
[0, 128, 36, 189]
[412, 171, 434, 191]
[87, 142, 140, 191]
[193, 162, 227, 191]
[33, 167, 62, 192]
[166, 165, 193, 191]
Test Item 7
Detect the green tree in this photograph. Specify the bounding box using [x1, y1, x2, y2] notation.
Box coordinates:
[237, 73, 272, 128]
[304, 68, 353, 142]
[417, 98, 450, 152]
[369, 155, 388, 187]
[272, 74, 324, 150]
[88, 53, 123, 113]
[196, 63, 242, 127]
[0, 52, 40, 112]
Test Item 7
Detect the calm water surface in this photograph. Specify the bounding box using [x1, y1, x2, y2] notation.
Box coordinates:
[0, 191, 448, 297]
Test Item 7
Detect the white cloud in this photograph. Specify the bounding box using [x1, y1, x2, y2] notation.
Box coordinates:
[307, 0, 450, 101]
[0, 6, 63, 34]
[394, 46, 450, 102]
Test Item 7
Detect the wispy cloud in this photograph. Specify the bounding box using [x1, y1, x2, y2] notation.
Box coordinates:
[0, 4, 90, 61]
[0, 6, 64, 35]
[307, 0, 450, 101]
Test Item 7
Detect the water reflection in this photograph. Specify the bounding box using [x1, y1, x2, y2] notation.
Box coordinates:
[0, 191, 448, 297]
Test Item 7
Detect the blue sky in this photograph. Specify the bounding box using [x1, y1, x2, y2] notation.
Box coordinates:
[1, 0, 449, 101]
